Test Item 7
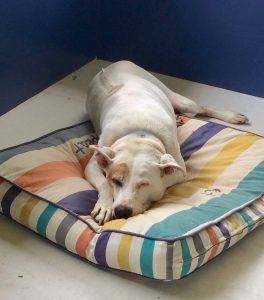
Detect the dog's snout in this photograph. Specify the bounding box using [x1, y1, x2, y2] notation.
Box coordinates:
[114, 205, 132, 219]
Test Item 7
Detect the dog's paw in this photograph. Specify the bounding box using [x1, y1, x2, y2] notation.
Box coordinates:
[224, 112, 250, 124]
[91, 198, 113, 225]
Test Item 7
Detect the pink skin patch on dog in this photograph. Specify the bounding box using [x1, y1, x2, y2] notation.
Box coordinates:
[95, 152, 108, 168]
[164, 166, 177, 175]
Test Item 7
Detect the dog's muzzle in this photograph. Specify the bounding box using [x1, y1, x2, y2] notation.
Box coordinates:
[114, 205, 132, 219]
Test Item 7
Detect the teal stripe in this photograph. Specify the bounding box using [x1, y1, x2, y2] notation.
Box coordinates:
[140, 239, 155, 278]
[180, 239, 192, 277]
[239, 210, 255, 231]
[144, 160, 264, 240]
[37, 205, 58, 237]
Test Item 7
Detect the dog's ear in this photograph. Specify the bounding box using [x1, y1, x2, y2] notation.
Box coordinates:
[155, 154, 183, 175]
[90, 145, 115, 168]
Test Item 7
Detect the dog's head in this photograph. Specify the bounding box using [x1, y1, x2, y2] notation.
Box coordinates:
[90, 137, 184, 219]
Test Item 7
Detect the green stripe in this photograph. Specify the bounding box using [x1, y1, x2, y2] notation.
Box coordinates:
[37, 205, 58, 237]
[239, 210, 255, 231]
[143, 160, 264, 240]
[140, 239, 155, 278]
[180, 240, 192, 277]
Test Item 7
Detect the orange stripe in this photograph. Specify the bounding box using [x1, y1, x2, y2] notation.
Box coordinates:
[79, 153, 93, 170]
[0, 177, 4, 184]
[14, 161, 83, 193]
[75, 228, 96, 257]
[206, 227, 219, 260]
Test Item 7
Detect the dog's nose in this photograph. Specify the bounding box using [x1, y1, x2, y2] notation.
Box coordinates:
[114, 205, 132, 219]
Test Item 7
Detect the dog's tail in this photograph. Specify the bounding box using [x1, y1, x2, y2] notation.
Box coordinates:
[99, 68, 124, 96]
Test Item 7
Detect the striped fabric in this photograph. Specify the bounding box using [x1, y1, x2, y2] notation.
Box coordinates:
[1, 116, 264, 280]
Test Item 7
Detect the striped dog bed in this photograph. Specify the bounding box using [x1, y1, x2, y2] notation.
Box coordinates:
[0, 116, 264, 280]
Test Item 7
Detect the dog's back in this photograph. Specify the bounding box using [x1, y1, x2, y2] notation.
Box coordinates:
[86, 61, 179, 158]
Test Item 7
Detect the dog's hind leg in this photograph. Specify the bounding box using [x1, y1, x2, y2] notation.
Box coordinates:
[167, 92, 249, 124]
[110, 61, 249, 124]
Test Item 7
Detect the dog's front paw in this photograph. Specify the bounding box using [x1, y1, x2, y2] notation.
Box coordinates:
[91, 198, 113, 225]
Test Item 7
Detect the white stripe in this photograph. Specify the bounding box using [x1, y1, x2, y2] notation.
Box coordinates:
[152, 240, 167, 279]
[128, 236, 144, 275]
[105, 232, 122, 269]
[37, 177, 95, 203]
[172, 240, 183, 279]
[28, 201, 49, 231]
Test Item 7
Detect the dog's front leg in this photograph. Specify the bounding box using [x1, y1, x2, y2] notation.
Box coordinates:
[84, 155, 113, 225]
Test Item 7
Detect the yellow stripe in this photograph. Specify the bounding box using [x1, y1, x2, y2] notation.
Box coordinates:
[226, 214, 244, 241]
[166, 133, 261, 199]
[117, 235, 133, 271]
[103, 218, 127, 230]
[20, 196, 39, 227]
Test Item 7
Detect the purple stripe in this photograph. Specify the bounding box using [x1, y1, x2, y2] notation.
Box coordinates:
[94, 231, 112, 267]
[1, 185, 21, 217]
[57, 190, 98, 215]
[180, 122, 225, 161]
[216, 222, 231, 251]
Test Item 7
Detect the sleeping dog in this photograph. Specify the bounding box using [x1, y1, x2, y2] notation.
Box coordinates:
[85, 61, 249, 224]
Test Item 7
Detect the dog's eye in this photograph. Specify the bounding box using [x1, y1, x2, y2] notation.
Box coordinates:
[136, 182, 150, 189]
[112, 178, 123, 187]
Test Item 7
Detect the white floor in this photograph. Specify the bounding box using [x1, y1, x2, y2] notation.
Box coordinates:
[1, 59, 264, 300]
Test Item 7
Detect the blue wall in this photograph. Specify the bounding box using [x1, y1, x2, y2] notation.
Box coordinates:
[0, 1, 99, 115]
[97, 0, 264, 97]
[1, 1, 263, 116]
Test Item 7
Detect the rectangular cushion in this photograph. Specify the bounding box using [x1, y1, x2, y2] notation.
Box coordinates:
[1, 116, 264, 280]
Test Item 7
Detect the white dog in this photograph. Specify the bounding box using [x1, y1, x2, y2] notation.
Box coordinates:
[85, 61, 248, 224]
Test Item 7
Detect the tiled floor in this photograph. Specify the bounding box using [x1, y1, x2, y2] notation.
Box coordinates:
[1, 59, 264, 300]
